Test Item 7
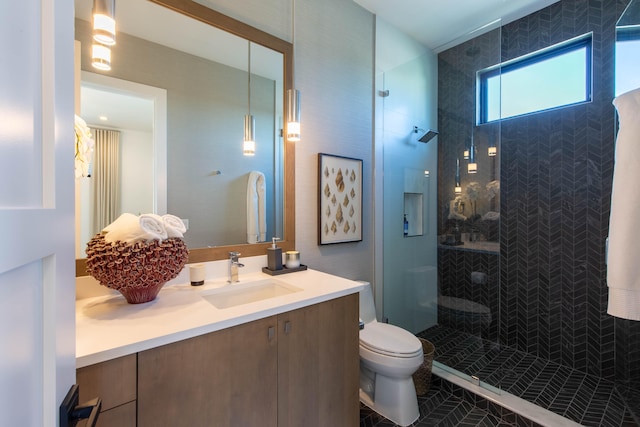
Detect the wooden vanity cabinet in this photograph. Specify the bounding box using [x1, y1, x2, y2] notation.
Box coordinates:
[78, 294, 359, 427]
[76, 354, 137, 427]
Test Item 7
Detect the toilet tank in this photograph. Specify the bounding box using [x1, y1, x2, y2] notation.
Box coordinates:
[358, 281, 377, 324]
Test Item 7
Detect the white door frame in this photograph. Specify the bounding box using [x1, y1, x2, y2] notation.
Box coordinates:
[0, 1, 76, 425]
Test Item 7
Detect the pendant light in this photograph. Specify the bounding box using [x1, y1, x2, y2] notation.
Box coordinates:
[286, 89, 301, 141]
[243, 42, 256, 156]
[286, 0, 301, 142]
[91, 44, 111, 71]
[454, 158, 462, 194]
[92, 0, 116, 46]
[468, 127, 477, 174]
[488, 141, 497, 157]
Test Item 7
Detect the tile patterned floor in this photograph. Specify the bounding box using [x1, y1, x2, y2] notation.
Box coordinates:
[416, 325, 640, 427]
[359, 379, 518, 427]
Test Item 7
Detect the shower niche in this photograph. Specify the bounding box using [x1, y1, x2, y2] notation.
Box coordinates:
[403, 193, 423, 237]
[403, 168, 429, 237]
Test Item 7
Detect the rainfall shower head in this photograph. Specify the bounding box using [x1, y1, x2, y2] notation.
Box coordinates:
[413, 126, 438, 143]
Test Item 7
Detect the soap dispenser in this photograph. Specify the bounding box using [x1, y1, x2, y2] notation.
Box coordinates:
[267, 237, 283, 271]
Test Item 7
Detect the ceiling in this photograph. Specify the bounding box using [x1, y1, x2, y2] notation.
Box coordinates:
[353, 0, 559, 52]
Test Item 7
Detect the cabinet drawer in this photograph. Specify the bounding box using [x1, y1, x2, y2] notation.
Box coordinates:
[77, 354, 137, 411]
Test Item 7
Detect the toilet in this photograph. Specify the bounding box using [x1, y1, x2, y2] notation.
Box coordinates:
[358, 281, 424, 426]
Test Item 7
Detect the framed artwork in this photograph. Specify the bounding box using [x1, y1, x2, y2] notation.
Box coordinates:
[318, 153, 363, 245]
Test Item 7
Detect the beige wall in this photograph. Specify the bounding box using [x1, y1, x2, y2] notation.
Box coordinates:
[200, 0, 376, 281]
[294, 0, 374, 281]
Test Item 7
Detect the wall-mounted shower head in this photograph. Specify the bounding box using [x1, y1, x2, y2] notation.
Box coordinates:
[413, 126, 438, 143]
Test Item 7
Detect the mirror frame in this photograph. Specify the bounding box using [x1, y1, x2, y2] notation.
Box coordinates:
[76, 0, 295, 276]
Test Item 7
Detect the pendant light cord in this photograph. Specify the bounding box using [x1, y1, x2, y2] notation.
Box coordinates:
[248, 41, 251, 115]
[291, 0, 295, 86]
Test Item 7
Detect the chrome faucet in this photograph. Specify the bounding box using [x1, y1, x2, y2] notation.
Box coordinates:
[228, 251, 244, 283]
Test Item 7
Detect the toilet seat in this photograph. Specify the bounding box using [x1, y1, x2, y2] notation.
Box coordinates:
[360, 323, 422, 358]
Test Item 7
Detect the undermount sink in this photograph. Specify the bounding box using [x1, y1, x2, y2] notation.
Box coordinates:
[200, 279, 302, 309]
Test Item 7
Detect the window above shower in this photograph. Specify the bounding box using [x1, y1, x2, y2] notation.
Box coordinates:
[477, 33, 593, 123]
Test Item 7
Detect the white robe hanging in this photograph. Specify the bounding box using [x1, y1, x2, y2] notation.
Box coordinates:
[607, 87, 640, 321]
[246, 171, 266, 244]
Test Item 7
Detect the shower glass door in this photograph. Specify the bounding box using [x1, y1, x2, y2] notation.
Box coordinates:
[427, 23, 503, 392]
[379, 52, 439, 337]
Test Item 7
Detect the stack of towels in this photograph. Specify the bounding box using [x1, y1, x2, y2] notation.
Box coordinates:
[103, 213, 187, 244]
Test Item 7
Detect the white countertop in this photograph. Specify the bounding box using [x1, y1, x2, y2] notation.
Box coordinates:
[76, 265, 364, 368]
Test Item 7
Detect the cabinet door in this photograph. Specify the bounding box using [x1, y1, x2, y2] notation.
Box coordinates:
[137, 316, 278, 427]
[277, 294, 359, 427]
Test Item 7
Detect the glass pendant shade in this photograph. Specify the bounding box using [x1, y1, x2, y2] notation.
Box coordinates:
[463, 149, 469, 159]
[91, 44, 111, 71]
[286, 89, 301, 142]
[243, 115, 255, 156]
[468, 143, 477, 173]
[488, 145, 497, 156]
[93, 0, 116, 46]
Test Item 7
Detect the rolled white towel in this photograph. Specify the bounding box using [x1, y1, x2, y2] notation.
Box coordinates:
[163, 214, 186, 238]
[139, 214, 168, 241]
[103, 213, 145, 244]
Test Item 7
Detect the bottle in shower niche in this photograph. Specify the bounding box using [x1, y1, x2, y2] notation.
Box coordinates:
[403, 214, 408, 237]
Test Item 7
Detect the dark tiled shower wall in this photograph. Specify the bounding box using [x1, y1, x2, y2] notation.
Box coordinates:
[438, 0, 640, 390]
[438, 247, 499, 342]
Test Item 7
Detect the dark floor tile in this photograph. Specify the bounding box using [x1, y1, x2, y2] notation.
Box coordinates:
[419, 324, 639, 427]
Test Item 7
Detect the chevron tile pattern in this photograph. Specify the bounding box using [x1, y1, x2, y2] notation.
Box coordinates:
[359, 376, 529, 427]
[419, 325, 639, 426]
[437, 0, 640, 423]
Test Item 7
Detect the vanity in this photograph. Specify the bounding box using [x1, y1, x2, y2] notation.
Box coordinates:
[76, 261, 364, 427]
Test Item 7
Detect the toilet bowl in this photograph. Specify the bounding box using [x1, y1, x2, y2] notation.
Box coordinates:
[358, 281, 423, 426]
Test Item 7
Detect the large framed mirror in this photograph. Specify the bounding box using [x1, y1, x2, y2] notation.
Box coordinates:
[75, 0, 295, 275]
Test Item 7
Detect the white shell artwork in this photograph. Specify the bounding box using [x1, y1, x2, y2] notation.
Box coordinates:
[319, 154, 362, 244]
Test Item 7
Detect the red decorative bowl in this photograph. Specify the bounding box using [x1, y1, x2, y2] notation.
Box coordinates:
[85, 234, 189, 304]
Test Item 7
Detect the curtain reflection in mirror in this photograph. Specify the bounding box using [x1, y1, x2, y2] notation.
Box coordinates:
[91, 128, 121, 235]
